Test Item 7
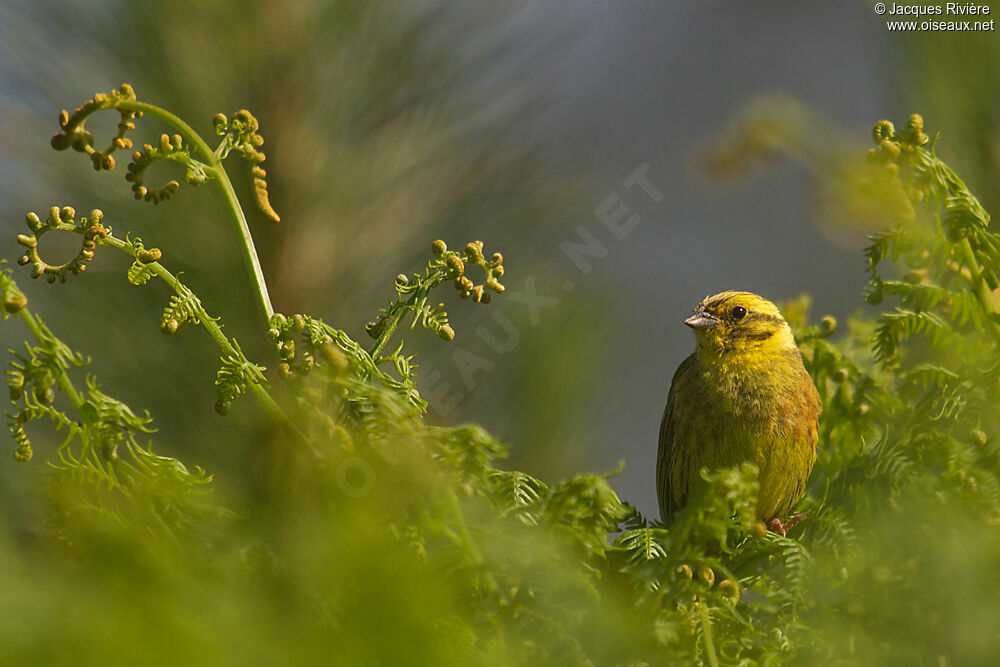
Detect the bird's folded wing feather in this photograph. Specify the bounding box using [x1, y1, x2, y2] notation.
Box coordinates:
[657, 354, 697, 522]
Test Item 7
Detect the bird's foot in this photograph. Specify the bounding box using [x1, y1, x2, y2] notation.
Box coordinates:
[767, 514, 805, 537]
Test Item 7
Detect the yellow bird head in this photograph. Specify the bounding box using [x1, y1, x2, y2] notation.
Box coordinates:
[684, 291, 795, 358]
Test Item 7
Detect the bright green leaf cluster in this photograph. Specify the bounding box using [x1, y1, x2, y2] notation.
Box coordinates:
[6, 90, 1000, 665]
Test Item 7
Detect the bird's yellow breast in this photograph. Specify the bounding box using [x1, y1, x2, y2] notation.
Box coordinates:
[657, 291, 821, 523]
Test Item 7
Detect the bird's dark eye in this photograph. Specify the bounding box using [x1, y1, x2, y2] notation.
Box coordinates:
[730, 306, 747, 321]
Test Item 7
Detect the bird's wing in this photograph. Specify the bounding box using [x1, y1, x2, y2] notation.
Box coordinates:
[657, 354, 697, 522]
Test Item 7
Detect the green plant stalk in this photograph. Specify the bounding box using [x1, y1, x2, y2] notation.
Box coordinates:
[95, 232, 309, 446]
[444, 489, 497, 593]
[12, 305, 106, 472]
[698, 602, 720, 667]
[114, 100, 275, 324]
[369, 269, 451, 359]
[15, 308, 87, 413]
[959, 237, 997, 315]
[369, 306, 407, 360]
[442, 488, 507, 646]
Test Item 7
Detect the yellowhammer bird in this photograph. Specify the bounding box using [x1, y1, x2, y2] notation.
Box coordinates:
[656, 291, 820, 536]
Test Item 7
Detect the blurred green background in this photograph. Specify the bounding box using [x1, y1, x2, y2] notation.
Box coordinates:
[1, 0, 997, 525]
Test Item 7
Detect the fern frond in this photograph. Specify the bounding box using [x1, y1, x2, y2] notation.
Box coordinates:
[613, 527, 669, 564]
[489, 470, 547, 524]
[126, 259, 157, 286]
[874, 308, 956, 365]
[161, 284, 212, 332]
[214, 339, 267, 412]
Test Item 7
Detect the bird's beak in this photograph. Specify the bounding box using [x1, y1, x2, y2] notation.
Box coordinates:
[684, 310, 718, 330]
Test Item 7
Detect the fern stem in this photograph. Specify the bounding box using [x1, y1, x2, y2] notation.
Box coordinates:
[698, 602, 720, 667]
[959, 238, 997, 314]
[211, 165, 276, 322]
[248, 383, 316, 452]
[441, 488, 508, 646]
[96, 232, 310, 447]
[446, 489, 501, 595]
[115, 101, 216, 161]
[100, 233, 234, 354]
[369, 306, 406, 359]
[115, 100, 275, 325]
[16, 309, 86, 413]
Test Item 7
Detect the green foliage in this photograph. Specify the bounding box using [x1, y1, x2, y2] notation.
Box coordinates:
[4, 90, 1000, 664]
[2, 262, 220, 554]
